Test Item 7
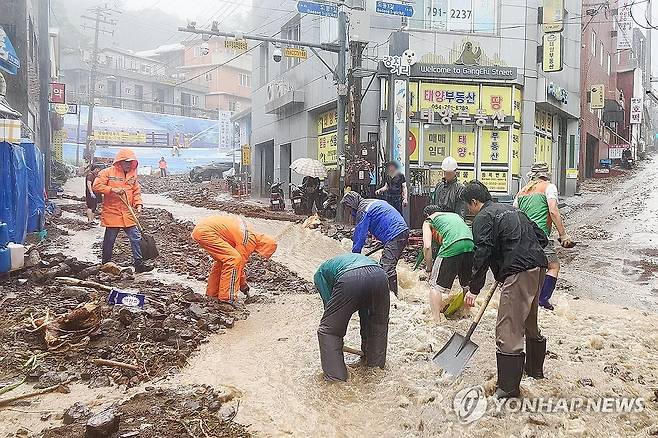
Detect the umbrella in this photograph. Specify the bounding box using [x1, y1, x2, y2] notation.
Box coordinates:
[290, 158, 327, 178]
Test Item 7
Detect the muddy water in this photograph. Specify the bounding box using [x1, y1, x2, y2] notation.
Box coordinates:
[46, 179, 658, 437]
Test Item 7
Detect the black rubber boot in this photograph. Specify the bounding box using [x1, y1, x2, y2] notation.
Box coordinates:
[134, 261, 154, 273]
[525, 337, 547, 379]
[495, 352, 525, 399]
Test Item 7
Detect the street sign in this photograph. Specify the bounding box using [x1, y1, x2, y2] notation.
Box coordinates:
[296, 1, 338, 18]
[590, 84, 604, 110]
[375, 1, 414, 17]
[49, 82, 66, 104]
[225, 39, 248, 51]
[283, 47, 308, 59]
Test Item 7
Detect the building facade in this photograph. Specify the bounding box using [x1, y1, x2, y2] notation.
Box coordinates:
[579, 2, 626, 179]
[60, 47, 213, 118]
[180, 38, 252, 113]
[250, 0, 581, 200]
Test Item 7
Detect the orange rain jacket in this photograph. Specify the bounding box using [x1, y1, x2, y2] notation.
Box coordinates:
[92, 148, 143, 228]
[191, 215, 278, 302]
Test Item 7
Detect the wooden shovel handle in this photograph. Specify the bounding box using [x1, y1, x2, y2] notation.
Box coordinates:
[464, 281, 500, 341]
[118, 193, 144, 232]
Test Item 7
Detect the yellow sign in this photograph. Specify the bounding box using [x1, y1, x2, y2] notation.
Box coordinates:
[513, 87, 523, 123]
[423, 125, 449, 164]
[451, 128, 476, 165]
[225, 39, 248, 51]
[93, 130, 147, 144]
[512, 127, 521, 176]
[481, 86, 513, 117]
[241, 144, 251, 166]
[53, 103, 69, 116]
[317, 109, 348, 134]
[480, 169, 509, 193]
[409, 123, 420, 162]
[419, 82, 479, 114]
[543, 33, 563, 72]
[481, 128, 510, 165]
[566, 168, 578, 179]
[283, 47, 308, 59]
[456, 169, 475, 184]
[318, 132, 338, 167]
[543, 0, 564, 32]
[52, 129, 66, 162]
[590, 84, 605, 110]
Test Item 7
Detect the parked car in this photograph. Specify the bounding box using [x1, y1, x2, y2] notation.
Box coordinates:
[189, 163, 233, 182]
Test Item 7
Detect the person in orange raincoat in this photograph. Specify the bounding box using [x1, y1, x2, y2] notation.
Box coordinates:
[191, 215, 277, 303]
[93, 148, 153, 273]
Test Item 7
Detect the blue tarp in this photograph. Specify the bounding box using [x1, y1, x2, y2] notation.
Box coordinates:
[22, 140, 45, 232]
[0, 141, 29, 243]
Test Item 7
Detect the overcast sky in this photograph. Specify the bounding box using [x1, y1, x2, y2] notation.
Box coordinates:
[122, 0, 252, 21]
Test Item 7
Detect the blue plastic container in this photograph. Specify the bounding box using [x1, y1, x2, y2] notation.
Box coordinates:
[0, 247, 11, 273]
[0, 222, 8, 247]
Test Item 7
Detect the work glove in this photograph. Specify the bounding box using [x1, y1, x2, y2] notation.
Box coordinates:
[558, 235, 576, 248]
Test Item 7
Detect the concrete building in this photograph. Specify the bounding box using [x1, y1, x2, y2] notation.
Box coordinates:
[0, 0, 52, 144]
[617, 28, 653, 159]
[250, 0, 582, 207]
[180, 38, 252, 113]
[61, 47, 213, 118]
[579, 2, 626, 179]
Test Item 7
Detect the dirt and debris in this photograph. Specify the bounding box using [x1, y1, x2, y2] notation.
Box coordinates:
[0, 251, 247, 390]
[140, 174, 306, 222]
[90, 206, 315, 295]
[41, 385, 250, 438]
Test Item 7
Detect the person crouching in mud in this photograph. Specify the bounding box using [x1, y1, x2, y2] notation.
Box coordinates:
[340, 191, 409, 297]
[191, 215, 277, 304]
[422, 204, 474, 322]
[462, 181, 549, 399]
[315, 254, 390, 381]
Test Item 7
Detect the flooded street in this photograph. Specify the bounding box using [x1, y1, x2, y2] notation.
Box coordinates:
[561, 158, 658, 311]
[19, 169, 658, 437]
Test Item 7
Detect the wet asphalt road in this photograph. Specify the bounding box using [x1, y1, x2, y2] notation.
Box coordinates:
[560, 156, 658, 312]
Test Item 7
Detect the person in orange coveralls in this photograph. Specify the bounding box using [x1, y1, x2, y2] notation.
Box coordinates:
[92, 148, 153, 273]
[191, 215, 278, 303]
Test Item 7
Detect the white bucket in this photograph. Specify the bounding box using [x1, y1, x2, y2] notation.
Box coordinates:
[8, 243, 25, 271]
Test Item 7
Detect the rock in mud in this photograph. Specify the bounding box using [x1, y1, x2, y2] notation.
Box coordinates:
[63, 402, 91, 425]
[34, 371, 63, 389]
[88, 375, 112, 389]
[85, 410, 120, 438]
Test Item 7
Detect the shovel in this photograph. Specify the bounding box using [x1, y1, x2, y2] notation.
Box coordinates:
[119, 194, 159, 261]
[433, 281, 500, 376]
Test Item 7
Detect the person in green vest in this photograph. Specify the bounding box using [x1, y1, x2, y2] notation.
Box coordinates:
[422, 204, 475, 322]
[314, 253, 390, 381]
[515, 162, 574, 310]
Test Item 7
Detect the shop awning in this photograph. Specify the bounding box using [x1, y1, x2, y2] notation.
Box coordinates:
[0, 27, 20, 75]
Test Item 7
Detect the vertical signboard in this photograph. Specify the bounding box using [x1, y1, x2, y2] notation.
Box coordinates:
[543, 33, 563, 72]
[542, 0, 564, 32]
[630, 97, 643, 124]
[393, 79, 408, 176]
[590, 84, 605, 110]
[617, 0, 633, 51]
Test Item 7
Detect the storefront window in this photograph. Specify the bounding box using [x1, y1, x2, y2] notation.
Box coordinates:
[407, 81, 520, 195]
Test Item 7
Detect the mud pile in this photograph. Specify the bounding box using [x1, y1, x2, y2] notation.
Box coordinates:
[41, 385, 250, 438]
[0, 252, 246, 390]
[101, 207, 315, 295]
[140, 174, 305, 222]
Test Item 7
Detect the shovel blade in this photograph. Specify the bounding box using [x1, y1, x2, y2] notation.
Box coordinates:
[433, 333, 479, 376]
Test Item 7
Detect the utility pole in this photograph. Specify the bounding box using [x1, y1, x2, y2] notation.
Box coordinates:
[178, 11, 349, 214]
[336, 10, 348, 220]
[80, 4, 118, 163]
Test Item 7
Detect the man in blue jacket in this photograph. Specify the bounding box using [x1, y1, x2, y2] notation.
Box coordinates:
[341, 191, 409, 296]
